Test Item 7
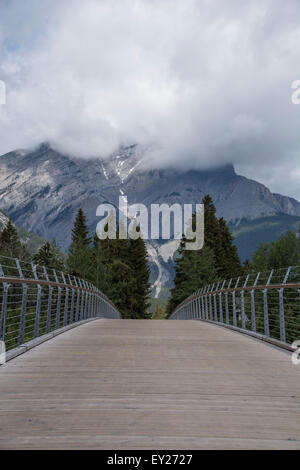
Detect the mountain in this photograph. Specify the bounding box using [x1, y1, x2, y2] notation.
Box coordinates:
[0, 210, 9, 231]
[0, 208, 45, 254]
[1, 143, 300, 301]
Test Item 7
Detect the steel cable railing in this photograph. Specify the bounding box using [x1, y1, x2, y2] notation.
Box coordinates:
[169, 266, 300, 348]
[0, 255, 120, 352]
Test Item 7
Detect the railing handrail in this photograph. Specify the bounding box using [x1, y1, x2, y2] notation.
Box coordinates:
[170, 266, 300, 347]
[0, 255, 120, 352]
[0, 276, 116, 308]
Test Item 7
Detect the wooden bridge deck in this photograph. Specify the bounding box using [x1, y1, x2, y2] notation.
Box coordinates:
[0, 319, 300, 450]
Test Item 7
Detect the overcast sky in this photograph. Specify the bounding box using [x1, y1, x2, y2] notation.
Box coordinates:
[1, 0, 300, 198]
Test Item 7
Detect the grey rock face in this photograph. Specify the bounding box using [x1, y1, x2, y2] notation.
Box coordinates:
[0, 143, 300, 251]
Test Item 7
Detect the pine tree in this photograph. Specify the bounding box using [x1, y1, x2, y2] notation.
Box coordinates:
[33, 240, 65, 270]
[91, 220, 151, 319]
[217, 217, 242, 278]
[127, 234, 151, 319]
[0, 220, 27, 259]
[166, 195, 242, 315]
[71, 208, 91, 248]
[67, 209, 93, 280]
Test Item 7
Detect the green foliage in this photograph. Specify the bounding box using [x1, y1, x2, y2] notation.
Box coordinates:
[167, 195, 242, 315]
[152, 304, 167, 319]
[0, 220, 30, 260]
[251, 228, 300, 271]
[67, 209, 151, 319]
[33, 240, 65, 270]
[71, 208, 91, 248]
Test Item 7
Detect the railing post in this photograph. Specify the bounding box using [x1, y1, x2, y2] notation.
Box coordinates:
[219, 280, 225, 323]
[61, 272, 69, 327]
[0, 263, 9, 341]
[209, 284, 214, 321]
[225, 279, 232, 324]
[198, 289, 203, 319]
[74, 277, 81, 321]
[232, 277, 240, 327]
[68, 274, 75, 324]
[241, 274, 249, 329]
[200, 289, 204, 320]
[81, 280, 88, 319]
[278, 267, 291, 343]
[205, 285, 209, 320]
[43, 267, 53, 333]
[53, 270, 62, 330]
[263, 270, 273, 337]
[213, 282, 219, 322]
[251, 273, 260, 333]
[16, 259, 27, 346]
[78, 279, 85, 320]
[32, 263, 42, 338]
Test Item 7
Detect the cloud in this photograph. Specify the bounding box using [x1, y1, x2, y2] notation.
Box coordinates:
[1, 0, 300, 196]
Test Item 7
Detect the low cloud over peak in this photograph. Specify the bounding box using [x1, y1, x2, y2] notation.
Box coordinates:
[1, 0, 300, 196]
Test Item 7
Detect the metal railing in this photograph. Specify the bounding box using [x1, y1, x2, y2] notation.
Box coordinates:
[0, 255, 120, 351]
[169, 267, 300, 347]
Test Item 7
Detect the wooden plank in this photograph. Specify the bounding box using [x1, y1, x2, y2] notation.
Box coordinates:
[0, 319, 299, 450]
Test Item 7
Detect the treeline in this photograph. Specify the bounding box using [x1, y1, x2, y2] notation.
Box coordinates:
[0, 210, 151, 319]
[167, 195, 300, 315]
[251, 230, 300, 272]
[167, 195, 244, 316]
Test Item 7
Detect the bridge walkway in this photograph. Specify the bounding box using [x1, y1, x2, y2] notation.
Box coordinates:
[0, 319, 299, 449]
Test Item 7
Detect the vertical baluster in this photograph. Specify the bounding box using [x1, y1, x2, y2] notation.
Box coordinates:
[53, 270, 62, 330]
[0, 263, 9, 341]
[78, 279, 85, 320]
[74, 277, 80, 321]
[213, 282, 219, 322]
[16, 259, 27, 346]
[205, 285, 209, 320]
[263, 270, 273, 337]
[44, 267, 53, 333]
[219, 280, 225, 323]
[241, 274, 249, 330]
[32, 263, 42, 338]
[68, 275, 75, 324]
[61, 272, 69, 326]
[251, 273, 260, 333]
[225, 279, 232, 324]
[279, 267, 291, 343]
[232, 277, 240, 327]
[209, 284, 214, 321]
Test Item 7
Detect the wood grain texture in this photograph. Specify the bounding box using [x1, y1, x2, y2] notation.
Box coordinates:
[0, 319, 300, 449]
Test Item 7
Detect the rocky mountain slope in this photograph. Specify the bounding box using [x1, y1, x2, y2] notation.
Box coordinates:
[1, 143, 300, 300]
[0, 143, 299, 250]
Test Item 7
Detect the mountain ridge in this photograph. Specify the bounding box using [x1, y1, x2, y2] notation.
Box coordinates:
[0, 143, 299, 254]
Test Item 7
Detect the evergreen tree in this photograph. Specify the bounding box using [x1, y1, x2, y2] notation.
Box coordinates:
[33, 240, 65, 270]
[71, 208, 91, 248]
[67, 239, 93, 280]
[92, 220, 151, 319]
[127, 232, 151, 319]
[217, 217, 242, 278]
[67, 208, 93, 280]
[105, 260, 137, 319]
[0, 220, 28, 259]
[166, 195, 242, 315]
[251, 229, 300, 271]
